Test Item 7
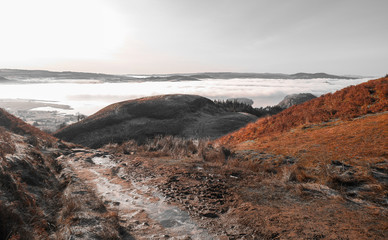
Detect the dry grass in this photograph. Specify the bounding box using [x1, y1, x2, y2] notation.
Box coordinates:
[55, 176, 120, 240]
[0, 127, 16, 158]
[216, 78, 387, 206]
[108, 135, 229, 164]
[0, 125, 120, 239]
[0, 108, 56, 146]
[220, 77, 388, 145]
[221, 112, 388, 205]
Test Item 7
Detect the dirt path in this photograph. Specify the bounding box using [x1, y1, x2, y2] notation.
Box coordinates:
[61, 148, 214, 240]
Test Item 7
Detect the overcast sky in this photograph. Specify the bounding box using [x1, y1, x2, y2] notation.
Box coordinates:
[0, 0, 387, 75]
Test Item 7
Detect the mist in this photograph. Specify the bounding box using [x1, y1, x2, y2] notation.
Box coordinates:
[0, 77, 372, 115]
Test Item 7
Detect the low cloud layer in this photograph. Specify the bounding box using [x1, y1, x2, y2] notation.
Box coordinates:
[0, 78, 372, 115]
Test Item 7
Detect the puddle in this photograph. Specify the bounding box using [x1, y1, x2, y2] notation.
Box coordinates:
[92, 155, 116, 167]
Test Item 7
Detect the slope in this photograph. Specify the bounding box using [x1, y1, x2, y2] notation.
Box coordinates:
[0, 108, 56, 144]
[220, 77, 387, 145]
[0, 110, 122, 239]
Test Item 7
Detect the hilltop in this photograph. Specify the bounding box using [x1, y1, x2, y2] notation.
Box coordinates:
[54, 94, 257, 148]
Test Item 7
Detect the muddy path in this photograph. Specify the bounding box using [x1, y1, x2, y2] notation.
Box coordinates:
[59, 148, 214, 240]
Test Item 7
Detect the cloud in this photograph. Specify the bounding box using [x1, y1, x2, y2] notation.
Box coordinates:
[0, 78, 372, 115]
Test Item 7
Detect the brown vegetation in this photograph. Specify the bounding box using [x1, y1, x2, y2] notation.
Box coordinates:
[105, 135, 229, 164]
[0, 108, 56, 145]
[220, 77, 388, 145]
[0, 111, 121, 239]
[0, 133, 60, 239]
[108, 132, 387, 239]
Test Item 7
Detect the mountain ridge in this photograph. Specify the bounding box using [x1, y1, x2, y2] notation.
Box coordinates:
[0, 68, 359, 83]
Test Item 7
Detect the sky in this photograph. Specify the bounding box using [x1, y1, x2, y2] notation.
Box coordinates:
[0, 0, 387, 76]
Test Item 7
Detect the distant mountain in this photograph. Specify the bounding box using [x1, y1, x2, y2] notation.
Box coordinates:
[288, 72, 355, 79]
[54, 94, 257, 148]
[276, 93, 317, 109]
[0, 69, 135, 82]
[142, 75, 200, 81]
[0, 69, 359, 84]
[170, 72, 357, 80]
[0, 76, 15, 83]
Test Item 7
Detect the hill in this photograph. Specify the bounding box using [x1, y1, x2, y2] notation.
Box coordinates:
[0, 69, 133, 82]
[220, 77, 387, 145]
[199, 77, 388, 238]
[54, 94, 257, 148]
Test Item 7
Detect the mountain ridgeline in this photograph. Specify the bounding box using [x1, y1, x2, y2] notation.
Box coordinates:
[0, 69, 358, 83]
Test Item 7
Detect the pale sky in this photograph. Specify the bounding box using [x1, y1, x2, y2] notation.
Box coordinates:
[0, 0, 387, 76]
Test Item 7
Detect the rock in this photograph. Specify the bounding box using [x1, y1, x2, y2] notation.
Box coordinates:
[202, 212, 219, 218]
[276, 93, 316, 109]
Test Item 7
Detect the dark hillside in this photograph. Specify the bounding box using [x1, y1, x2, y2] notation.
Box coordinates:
[55, 94, 257, 148]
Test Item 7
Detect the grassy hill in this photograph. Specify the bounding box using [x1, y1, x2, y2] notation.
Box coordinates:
[220, 77, 387, 145]
[55, 94, 257, 148]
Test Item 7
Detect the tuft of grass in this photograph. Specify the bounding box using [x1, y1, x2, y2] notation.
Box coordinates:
[111, 135, 217, 159]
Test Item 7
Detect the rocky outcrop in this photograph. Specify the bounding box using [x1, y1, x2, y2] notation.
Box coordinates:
[277, 93, 317, 109]
[55, 94, 257, 148]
